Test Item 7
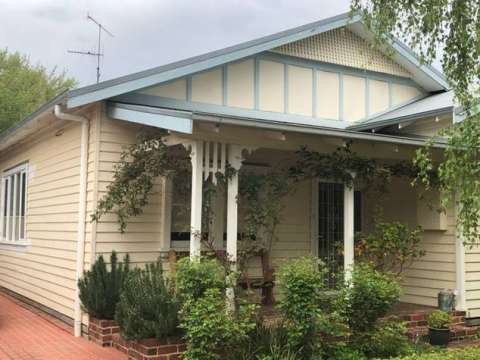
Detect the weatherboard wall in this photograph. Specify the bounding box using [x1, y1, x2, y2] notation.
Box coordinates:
[363, 178, 456, 308]
[0, 119, 85, 318]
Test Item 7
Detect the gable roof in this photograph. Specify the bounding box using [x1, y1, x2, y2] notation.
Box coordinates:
[66, 12, 448, 109]
[349, 91, 455, 131]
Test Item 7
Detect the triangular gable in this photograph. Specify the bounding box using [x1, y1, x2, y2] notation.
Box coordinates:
[67, 12, 448, 109]
[271, 28, 411, 78]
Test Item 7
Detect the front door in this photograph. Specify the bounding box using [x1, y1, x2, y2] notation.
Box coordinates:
[318, 182, 344, 288]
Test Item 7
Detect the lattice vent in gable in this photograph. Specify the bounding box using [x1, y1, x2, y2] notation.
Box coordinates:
[271, 28, 412, 78]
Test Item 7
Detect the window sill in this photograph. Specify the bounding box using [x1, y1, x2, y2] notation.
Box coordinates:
[0, 240, 31, 250]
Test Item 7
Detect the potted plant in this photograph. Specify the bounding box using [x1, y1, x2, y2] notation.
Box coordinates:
[427, 310, 452, 346]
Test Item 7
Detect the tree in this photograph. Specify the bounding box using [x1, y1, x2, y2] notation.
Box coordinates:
[351, 1, 480, 245]
[0, 49, 76, 132]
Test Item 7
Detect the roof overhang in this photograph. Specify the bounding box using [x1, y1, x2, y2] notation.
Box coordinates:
[0, 92, 68, 153]
[107, 103, 193, 134]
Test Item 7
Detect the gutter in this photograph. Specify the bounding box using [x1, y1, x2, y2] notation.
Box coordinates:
[349, 107, 454, 131]
[192, 112, 448, 148]
[54, 105, 89, 338]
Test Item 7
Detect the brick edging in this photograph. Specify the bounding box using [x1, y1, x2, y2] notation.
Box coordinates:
[112, 334, 185, 360]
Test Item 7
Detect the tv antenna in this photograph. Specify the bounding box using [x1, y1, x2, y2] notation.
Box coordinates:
[68, 13, 114, 83]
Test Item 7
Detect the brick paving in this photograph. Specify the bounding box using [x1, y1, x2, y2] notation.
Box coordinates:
[0, 293, 125, 360]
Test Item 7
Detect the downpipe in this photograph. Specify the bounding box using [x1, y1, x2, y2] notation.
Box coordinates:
[54, 105, 89, 337]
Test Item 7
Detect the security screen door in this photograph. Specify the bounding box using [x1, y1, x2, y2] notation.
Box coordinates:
[318, 182, 361, 288]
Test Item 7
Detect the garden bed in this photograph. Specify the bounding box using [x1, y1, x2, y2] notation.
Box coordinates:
[112, 334, 185, 360]
[88, 318, 120, 347]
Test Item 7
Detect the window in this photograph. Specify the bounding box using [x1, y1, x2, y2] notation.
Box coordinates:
[1, 163, 28, 243]
[170, 174, 191, 242]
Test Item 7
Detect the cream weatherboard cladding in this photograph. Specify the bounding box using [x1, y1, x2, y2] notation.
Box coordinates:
[258, 60, 285, 112]
[140, 78, 187, 100]
[0, 120, 84, 318]
[363, 178, 457, 307]
[270, 28, 412, 78]
[316, 71, 340, 120]
[343, 75, 366, 122]
[226, 59, 255, 109]
[368, 79, 390, 116]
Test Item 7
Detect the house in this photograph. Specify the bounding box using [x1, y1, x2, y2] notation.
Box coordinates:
[0, 12, 472, 338]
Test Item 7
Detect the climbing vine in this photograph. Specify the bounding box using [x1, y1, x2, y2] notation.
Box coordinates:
[91, 132, 190, 232]
[92, 135, 434, 298]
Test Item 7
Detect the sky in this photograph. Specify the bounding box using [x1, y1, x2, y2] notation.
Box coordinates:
[0, 0, 352, 87]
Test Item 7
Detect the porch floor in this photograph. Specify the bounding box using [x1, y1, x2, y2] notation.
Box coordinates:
[0, 292, 125, 360]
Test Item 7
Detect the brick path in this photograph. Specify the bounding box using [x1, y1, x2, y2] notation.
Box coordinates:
[0, 293, 125, 360]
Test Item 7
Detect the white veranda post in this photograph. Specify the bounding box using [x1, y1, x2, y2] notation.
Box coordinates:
[189, 140, 204, 258]
[226, 144, 244, 268]
[344, 184, 355, 281]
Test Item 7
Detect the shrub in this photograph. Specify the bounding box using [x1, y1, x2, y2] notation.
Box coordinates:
[344, 264, 401, 333]
[180, 288, 257, 360]
[78, 251, 129, 319]
[277, 257, 327, 355]
[115, 261, 180, 340]
[356, 320, 412, 358]
[427, 310, 452, 329]
[176, 257, 226, 302]
[355, 221, 425, 276]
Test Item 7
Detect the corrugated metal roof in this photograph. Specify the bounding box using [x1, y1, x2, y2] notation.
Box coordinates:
[349, 91, 455, 131]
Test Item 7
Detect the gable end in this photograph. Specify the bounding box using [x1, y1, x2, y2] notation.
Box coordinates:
[271, 28, 412, 78]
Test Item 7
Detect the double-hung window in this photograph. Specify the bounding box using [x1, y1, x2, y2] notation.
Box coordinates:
[1, 163, 28, 243]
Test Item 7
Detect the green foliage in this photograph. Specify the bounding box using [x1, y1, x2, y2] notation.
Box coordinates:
[115, 261, 180, 340]
[277, 257, 327, 355]
[78, 251, 129, 320]
[427, 310, 452, 329]
[353, 0, 480, 247]
[355, 320, 413, 358]
[175, 257, 226, 302]
[0, 49, 76, 132]
[414, 118, 480, 245]
[350, 0, 479, 111]
[180, 287, 257, 360]
[394, 347, 480, 359]
[92, 136, 190, 232]
[355, 221, 425, 275]
[291, 144, 420, 192]
[344, 264, 401, 333]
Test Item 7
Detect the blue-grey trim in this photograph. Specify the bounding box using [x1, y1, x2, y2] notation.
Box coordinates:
[67, 12, 360, 108]
[107, 103, 193, 134]
[0, 91, 68, 142]
[112, 93, 349, 129]
[355, 93, 428, 126]
[260, 52, 422, 89]
[349, 107, 453, 131]
[389, 38, 449, 89]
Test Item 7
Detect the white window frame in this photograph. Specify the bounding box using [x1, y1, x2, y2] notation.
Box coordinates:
[0, 163, 29, 246]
